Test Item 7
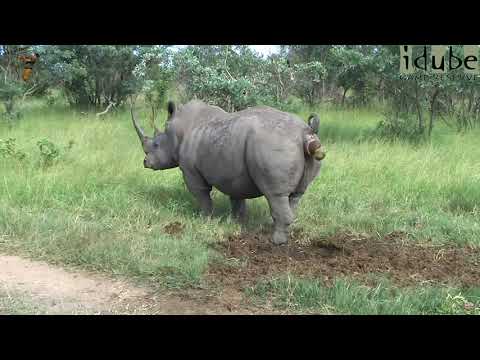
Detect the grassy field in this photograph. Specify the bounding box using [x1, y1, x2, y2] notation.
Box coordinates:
[1, 99, 479, 314]
[0, 289, 48, 315]
[248, 277, 480, 315]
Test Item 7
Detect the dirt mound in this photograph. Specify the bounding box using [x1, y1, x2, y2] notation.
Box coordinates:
[208, 230, 480, 288]
[163, 222, 184, 236]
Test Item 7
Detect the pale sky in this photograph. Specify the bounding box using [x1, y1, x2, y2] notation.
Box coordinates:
[173, 45, 281, 57]
[249, 45, 281, 57]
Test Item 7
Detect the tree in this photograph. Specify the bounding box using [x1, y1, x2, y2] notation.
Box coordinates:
[133, 45, 174, 117]
[329, 45, 378, 107]
[281, 45, 335, 101]
[40, 45, 139, 108]
[0, 45, 42, 119]
[172, 45, 327, 111]
[173, 45, 272, 112]
[374, 45, 457, 140]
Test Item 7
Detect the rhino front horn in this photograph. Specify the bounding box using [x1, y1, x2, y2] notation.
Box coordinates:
[131, 107, 146, 144]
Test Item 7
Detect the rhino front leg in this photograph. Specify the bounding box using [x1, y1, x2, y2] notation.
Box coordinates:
[266, 195, 294, 245]
[192, 190, 213, 217]
[230, 197, 247, 223]
[181, 168, 213, 217]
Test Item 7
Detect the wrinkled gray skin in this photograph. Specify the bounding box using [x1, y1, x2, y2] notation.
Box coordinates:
[132, 100, 325, 245]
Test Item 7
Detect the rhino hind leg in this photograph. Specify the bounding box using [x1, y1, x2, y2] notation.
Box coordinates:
[289, 192, 304, 213]
[289, 158, 320, 214]
[230, 197, 247, 223]
[266, 195, 294, 245]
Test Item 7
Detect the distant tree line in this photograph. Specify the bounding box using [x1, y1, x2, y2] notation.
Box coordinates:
[1, 45, 479, 138]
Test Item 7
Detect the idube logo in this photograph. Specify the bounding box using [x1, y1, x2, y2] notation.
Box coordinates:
[399, 45, 479, 80]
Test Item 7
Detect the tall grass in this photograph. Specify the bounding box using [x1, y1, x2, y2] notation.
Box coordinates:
[1, 100, 479, 290]
[249, 276, 480, 315]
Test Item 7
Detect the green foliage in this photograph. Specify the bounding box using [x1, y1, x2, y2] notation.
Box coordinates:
[290, 60, 326, 106]
[329, 46, 377, 106]
[174, 46, 265, 111]
[37, 139, 61, 167]
[0, 79, 24, 121]
[0, 138, 26, 161]
[282, 45, 480, 137]
[8, 44, 477, 140]
[46, 94, 56, 106]
[374, 110, 425, 143]
[36, 138, 74, 168]
[0, 80, 23, 105]
[4, 44, 477, 140]
[279, 95, 304, 113]
[39, 45, 139, 107]
[44, 89, 63, 106]
[133, 46, 173, 110]
[173, 45, 326, 111]
[374, 45, 480, 138]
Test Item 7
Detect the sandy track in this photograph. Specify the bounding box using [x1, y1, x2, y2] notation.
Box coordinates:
[0, 254, 258, 315]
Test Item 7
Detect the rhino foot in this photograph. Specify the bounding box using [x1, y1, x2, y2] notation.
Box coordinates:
[272, 230, 289, 245]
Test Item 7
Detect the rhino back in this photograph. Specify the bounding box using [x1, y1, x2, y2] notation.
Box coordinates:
[170, 101, 228, 142]
[179, 110, 309, 198]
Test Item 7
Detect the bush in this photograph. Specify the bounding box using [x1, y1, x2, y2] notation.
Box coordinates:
[0, 80, 23, 122]
[0, 138, 26, 161]
[37, 139, 61, 167]
[45, 90, 59, 106]
[277, 95, 305, 113]
[374, 111, 425, 143]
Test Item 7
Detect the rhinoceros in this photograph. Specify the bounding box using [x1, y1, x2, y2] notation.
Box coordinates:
[131, 100, 325, 245]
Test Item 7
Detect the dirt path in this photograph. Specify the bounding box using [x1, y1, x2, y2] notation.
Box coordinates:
[3, 230, 476, 314]
[0, 254, 267, 315]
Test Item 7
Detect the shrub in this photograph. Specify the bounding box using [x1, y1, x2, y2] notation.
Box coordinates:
[278, 95, 305, 113]
[0, 138, 26, 161]
[37, 139, 61, 167]
[36, 138, 75, 168]
[374, 110, 425, 143]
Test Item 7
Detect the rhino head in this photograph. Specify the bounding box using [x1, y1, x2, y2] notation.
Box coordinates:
[131, 101, 179, 170]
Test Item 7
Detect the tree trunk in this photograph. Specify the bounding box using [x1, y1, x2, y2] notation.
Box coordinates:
[414, 81, 424, 135]
[428, 88, 440, 137]
[5, 99, 14, 115]
[341, 87, 349, 107]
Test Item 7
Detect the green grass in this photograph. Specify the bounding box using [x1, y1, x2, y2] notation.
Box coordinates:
[0, 290, 48, 315]
[248, 276, 480, 315]
[1, 99, 479, 310]
[0, 289, 102, 315]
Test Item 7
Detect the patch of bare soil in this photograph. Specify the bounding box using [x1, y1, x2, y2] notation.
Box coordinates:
[163, 221, 185, 236]
[207, 230, 480, 289]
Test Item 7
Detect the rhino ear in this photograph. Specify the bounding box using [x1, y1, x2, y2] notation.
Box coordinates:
[308, 114, 320, 134]
[167, 101, 176, 118]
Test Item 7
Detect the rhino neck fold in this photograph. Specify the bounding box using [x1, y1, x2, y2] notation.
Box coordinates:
[166, 127, 181, 166]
